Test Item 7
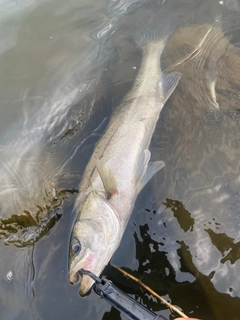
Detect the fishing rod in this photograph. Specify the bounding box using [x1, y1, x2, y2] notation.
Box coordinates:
[80, 269, 167, 320]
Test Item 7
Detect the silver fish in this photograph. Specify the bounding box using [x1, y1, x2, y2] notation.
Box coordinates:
[68, 26, 181, 296]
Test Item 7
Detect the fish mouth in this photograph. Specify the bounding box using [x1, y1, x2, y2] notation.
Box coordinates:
[79, 273, 95, 296]
[69, 270, 81, 285]
[69, 270, 94, 296]
[69, 269, 95, 296]
[69, 249, 91, 285]
[69, 251, 96, 296]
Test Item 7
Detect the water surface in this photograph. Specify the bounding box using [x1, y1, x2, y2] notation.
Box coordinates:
[1, 0, 240, 319]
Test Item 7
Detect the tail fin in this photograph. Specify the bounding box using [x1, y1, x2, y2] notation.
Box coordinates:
[134, 16, 178, 49]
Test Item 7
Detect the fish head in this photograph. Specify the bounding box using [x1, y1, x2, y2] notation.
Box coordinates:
[68, 191, 121, 296]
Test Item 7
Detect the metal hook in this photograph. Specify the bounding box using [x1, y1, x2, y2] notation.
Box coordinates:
[78, 269, 102, 283]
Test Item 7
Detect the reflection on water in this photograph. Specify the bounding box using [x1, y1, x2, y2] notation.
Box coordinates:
[0, 245, 37, 318]
[1, 0, 240, 319]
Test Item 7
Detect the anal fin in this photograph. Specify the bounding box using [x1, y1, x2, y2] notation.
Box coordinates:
[162, 71, 181, 104]
[136, 149, 165, 192]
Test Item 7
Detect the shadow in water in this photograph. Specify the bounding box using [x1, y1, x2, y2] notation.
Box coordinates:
[205, 229, 240, 265]
[103, 198, 240, 320]
[102, 306, 122, 320]
[0, 188, 78, 247]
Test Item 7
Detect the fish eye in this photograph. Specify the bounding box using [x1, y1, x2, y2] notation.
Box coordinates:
[71, 241, 81, 256]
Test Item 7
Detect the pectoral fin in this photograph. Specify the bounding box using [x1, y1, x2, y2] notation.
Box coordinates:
[96, 160, 118, 199]
[136, 150, 165, 192]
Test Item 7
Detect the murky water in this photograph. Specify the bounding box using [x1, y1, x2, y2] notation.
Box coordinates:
[1, 0, 240, 319]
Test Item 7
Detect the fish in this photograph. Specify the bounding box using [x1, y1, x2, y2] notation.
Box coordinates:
[68, 24, 181, 296]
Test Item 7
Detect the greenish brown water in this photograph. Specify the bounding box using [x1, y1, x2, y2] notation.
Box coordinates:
[0, 0, 240, 319]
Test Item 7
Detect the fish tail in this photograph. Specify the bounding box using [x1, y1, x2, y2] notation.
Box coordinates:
[133, 16, 181, 105]
[134, 16, 178, 52]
